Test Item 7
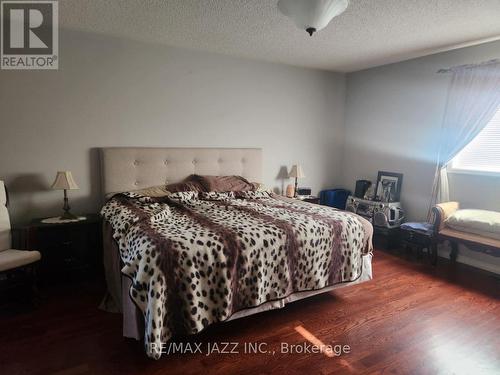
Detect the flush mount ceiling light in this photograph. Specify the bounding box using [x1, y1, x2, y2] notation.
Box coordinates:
[278, 0, 349, 36]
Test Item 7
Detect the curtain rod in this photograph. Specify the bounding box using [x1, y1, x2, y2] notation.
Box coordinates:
[437, 59, 499, 73]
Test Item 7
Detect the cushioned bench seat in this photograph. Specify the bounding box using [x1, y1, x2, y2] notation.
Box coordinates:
[433, 202, 500, 261]
[0, 249, 41, 272]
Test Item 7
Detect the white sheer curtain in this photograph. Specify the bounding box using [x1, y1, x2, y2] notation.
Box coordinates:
[429, 61, 500, 214]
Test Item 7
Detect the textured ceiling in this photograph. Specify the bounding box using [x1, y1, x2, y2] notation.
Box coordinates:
[60, 0, 500, 72]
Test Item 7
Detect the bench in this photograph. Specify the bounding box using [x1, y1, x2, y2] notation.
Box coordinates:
[432, 202, 500, 262]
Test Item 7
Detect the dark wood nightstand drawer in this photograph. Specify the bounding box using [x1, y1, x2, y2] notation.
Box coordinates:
[29, 214, 102, 283]
[373, 226, 401, 250]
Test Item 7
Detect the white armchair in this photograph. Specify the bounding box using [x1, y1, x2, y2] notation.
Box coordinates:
[0, 181, 41, 273]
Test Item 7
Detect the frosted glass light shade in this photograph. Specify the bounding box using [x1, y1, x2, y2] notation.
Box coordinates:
[289, 164, 305, 178]
[278, 0, 349, 35]
[51, 171, 79, 190]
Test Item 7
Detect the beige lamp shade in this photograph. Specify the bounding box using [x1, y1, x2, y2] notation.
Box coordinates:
[51, 171, 79, 190]
[289, 164, 305, 179]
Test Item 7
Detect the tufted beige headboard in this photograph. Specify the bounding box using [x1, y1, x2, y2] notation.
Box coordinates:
[99, 147, 262, 199]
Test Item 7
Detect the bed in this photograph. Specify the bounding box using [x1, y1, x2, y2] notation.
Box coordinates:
[99, 147, 374, 359]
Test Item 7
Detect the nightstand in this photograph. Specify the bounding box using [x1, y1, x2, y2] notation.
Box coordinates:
[373, 226, 401, 250]
[298, 196, 320, 204]
[28, 214, 102, 283]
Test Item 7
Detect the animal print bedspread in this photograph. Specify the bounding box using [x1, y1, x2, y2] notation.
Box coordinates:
[101, 191, 372, 359]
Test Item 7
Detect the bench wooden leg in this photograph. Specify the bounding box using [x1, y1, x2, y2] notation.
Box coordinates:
[430, 241, 438, 265]
[450, 241, 459, 263]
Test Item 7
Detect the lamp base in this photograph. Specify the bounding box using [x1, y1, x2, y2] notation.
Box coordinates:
[61, 189, 78, 220]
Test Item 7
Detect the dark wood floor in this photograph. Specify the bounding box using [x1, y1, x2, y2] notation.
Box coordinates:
[1, 250, 499, 375]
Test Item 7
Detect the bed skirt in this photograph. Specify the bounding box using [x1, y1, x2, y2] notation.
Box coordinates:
[99, 221, 373, 340]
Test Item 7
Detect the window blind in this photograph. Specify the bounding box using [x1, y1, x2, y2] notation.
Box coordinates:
[451, 107, 500, 173]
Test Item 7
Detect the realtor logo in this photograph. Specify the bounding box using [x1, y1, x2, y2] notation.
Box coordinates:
[1, 0, 58, 69]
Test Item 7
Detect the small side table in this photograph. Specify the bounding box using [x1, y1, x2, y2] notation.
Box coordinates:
[28, 214, 102, 283]
[373, 226, 401, 250]
[297, 196, 320, 204]
[400, 222, 436, 265]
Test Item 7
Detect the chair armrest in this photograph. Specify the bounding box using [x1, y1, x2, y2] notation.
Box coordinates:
[432, 201, 460, 233]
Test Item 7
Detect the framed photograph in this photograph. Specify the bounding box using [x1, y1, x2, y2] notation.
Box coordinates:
[375, 171, 403, 202]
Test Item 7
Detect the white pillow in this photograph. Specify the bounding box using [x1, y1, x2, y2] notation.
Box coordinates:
[445, 209, 500, 240]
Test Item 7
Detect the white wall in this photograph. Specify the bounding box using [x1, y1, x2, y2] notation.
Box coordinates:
[343, 40, 500, 273]
[0, 30, 346, 225]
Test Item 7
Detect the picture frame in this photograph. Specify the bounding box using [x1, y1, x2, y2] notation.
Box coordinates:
[375, 171, 403, 202]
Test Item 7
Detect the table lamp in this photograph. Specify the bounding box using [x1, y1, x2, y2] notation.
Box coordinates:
[289, 164, 305, 198]
[51, 171, 79, 220]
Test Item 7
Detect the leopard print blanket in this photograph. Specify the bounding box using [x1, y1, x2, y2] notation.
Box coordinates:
[101, 191, 372, 359]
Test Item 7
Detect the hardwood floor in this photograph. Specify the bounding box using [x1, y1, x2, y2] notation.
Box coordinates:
[1, 250, 499, 375]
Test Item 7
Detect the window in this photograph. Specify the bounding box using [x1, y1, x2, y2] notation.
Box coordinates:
[450, 106, 500, 174]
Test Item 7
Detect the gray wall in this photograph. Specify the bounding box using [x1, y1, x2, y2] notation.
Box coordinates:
[0, 30, 346, 225]
[1, 26, 498, 273]
[342, 40, 500, 273]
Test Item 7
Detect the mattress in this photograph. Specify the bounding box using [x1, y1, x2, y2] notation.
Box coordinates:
[101, 191, 374, 359]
